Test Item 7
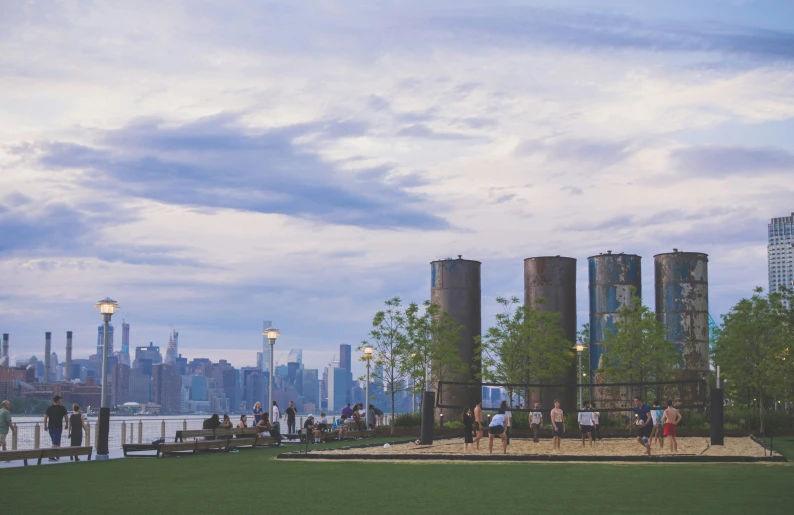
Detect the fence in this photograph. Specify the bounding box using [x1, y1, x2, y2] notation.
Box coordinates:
[5, 414, 394, 451]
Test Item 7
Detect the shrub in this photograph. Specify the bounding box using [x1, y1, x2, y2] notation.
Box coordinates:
[393, 412, 422, 428]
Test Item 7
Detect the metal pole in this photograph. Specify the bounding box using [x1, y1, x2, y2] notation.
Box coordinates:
[577, 351, 582, 408]
[97, 313, 111, 460]
[365, 358, 370, 422]
[268, 339, 275, 424]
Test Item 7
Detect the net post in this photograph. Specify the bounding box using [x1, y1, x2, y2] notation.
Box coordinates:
[710, 388, 724, 446]
[420, 391, 435, 445]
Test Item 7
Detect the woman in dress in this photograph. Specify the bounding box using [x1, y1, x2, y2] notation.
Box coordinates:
[68, 404, 88, 461]
[252, 402, 263, 425]
[462, 407, 474, 453]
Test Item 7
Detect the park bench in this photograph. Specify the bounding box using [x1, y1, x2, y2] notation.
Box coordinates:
[156, 431, 279, 457]
[174, 426, 263, 442]
[2, 446, 93, 466]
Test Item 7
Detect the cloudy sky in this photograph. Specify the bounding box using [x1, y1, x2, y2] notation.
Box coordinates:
[1, 0, 792, 375]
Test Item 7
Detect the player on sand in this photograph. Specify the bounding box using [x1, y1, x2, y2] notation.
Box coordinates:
[550, 399, 564, 451]
[473, 400, 483, 450]
[630, 396, 653, 456]
[577, 402, 594, 447]
[662, 400, 682, 453]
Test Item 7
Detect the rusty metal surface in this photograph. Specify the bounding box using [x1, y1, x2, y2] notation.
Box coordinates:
[654, 252, 709, 379]
[44, 332, 51, 384]
[524, 256, 577, 409]
[66, 331, 73, 381]
[430, 257, 481, 415]
[588, 252, 642, 379]
[1, 334, 8, 367]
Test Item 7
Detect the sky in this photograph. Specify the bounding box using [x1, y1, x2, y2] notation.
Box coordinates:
[0, 0, 792, 377]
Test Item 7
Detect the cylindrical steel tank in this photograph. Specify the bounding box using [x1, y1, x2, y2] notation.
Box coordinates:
[588, 252, 642, 379]
[524, 256, 577, 410]
[654, 251, 709, 379]
[44, 332, 52, 383]
[1, 334, 8, 367]
[431, 256, 481, 417]
[65, 331, 73, 381]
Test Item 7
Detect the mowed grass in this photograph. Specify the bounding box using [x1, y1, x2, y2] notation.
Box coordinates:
[2, 437, 793, 515]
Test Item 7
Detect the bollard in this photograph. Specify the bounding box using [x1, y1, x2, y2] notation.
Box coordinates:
[12, 426, 18, 450]
[94, 423, 99, 450]
[129, 422, 133, 444]
[34, 424, 40, 449]
[183, 419, 187, 431]
[86, 424, 91, 447]
[138, 421, 143, 444]
[121, 421, 127, 446]
[161, 420, 166, 439]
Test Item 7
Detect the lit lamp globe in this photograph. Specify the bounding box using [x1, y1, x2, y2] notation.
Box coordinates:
[574, 343, 585, 354]
[364, 345, 374, 357]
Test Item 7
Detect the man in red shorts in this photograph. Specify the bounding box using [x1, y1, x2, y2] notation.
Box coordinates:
[662, 399, 682, 453]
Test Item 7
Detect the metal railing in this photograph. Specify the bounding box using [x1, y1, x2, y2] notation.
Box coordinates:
[4, 414, 393, 451]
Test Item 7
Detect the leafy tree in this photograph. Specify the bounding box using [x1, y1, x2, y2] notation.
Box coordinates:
[358, 297, 410, 435]
[714, 287, 794, 433]
[403, 301, 465, 408]
[597, 291, 679, 400]
[479, 296, 573, 407]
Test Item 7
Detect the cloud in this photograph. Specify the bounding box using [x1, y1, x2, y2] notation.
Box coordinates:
[30, 114, 449, 230]
[561, 186, 584, 195]
[396, 123, 479, 140]
[670, 145, 794, 176]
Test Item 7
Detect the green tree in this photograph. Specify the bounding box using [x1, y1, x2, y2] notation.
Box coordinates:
[403, 301, 465, 409]
[479, 296, 573, 406]
[597, 292, 679, 400]
[714, 287, 793, 433]
[358, 297, 410, 436]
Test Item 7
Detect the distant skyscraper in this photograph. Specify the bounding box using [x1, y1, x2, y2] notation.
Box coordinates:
[121, 321, 130, 364]
[262, 319, 272, 374]
[153, 364, 182, 413]
[135, 343, 163, 365]
[287, 348, 303, 365]
[327, 367, 349, 413]
[165, 330, 178, 365]
[339, 344, 351, 372]
[97, 324, 115, 357]
[769, 212, 794, 293]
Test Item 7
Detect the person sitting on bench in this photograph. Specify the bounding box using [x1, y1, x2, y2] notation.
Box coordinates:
[317, 413, 329, 433]
[203, 414, 220, 440]
[237, 415, 248, 429]
[351, 405, 365, 431]
[256, 414, 283, 444]
[304, 414, 319, 443]
[332, 414, 348, 440]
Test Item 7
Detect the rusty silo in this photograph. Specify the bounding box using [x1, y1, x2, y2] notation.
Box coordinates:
[588, 252, 642, 383]
[654, 251, 709, 385]
[524, 256, 577, 410]
[431, 256, 481, 416]
[44, 332, 52, 384]
[65, 331, 73, 381]
[1, 334, 8, 367]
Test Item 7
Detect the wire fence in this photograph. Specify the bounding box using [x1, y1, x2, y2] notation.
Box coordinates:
[4, 414, 394, 451]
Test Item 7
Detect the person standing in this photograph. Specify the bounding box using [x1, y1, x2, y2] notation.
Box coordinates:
[272, 401, 280, 429]
[630, 396, 653, 456]
[44, 395, 69, 461]
[68, 404, 87, 460]
[366, 404, 376, 430]
[651, 400, 665, 448]
[577, 402, 594, 447]
[662, 400, 682, 453]
[591, 402, 601, 443]
[0, 400, 16, 452]
[252, 402, 263, 425]
[462, 407, 474, 453]
[501, 401, 512, 446]
[528, 403, 542, 444]
[286, 401, 297, 434]
[473, 400, 483, 450]
[487, 409, 508, 455]
[550, 399, 565, 451]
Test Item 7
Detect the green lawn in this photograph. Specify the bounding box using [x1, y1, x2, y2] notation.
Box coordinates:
[3, 438, 793, 515]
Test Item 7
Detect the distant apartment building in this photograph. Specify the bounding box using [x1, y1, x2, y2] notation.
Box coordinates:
[769, 212, 794, 293]
[327, 367, 349, 413]
[152, 364, 181, 414]
[110, 363, 130, 406]
[96, 324, 114, 357]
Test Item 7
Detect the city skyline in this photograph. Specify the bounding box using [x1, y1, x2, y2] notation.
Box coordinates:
[1, 1, 792, 372]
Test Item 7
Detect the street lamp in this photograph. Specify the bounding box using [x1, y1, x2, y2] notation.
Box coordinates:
[364, 345, 373, 425]
[574, 343, 585, 409]
[264, 327, 280, 424]
[94, 297, 119, 461]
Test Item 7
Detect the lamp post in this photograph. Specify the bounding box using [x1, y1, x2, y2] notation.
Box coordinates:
[364, 345, 373, 423]
[264, 327, 280, 425]
[94, 297, 119, 461]
[574, 343, 585, 409]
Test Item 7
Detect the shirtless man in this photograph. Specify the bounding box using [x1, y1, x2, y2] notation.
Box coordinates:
[529, 402, 542, 444]
[550, 399, 564, 451]
[473, 400, 483, 450]
[662, 400, 682, 453]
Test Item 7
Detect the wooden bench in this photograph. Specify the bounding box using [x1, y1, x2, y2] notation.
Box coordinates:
[174, 426, 263, 442]
[157, 433, 279, 457]
[2, 446, 93, 466]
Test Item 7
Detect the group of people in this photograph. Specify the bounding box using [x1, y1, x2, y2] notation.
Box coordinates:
[0, 396, 88, 461]
[459, 396, 683, 455]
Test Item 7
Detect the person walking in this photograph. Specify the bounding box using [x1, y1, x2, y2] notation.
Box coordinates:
[252, 402, 263, 425]
[550, 399, 565, 451]
[0, 400, 16, 452]
[68, 404, 87, 460]
[662, 400, 682, 453]
[43, 395, 69, 461]
[473, 400, 483, 450]
[630, 396, 653, 456]
[286, 401, 297, 434]
[528, 402, 542, 444]
[462, 407, 474, 453]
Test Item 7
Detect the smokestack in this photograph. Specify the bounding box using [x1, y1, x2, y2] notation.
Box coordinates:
[1, 333, 8, 367]
[65, 331, 73, 381]
[44, 332, 52, 383]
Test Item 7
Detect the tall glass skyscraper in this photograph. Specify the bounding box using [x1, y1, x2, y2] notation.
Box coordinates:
[261, 320, 272, 373]
[768, 212, 794, 293]
[96, 324, 114, 356]
[121, 321, 130, 362]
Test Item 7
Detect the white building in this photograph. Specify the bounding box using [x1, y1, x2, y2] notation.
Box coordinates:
[768, 213, 794, 293]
